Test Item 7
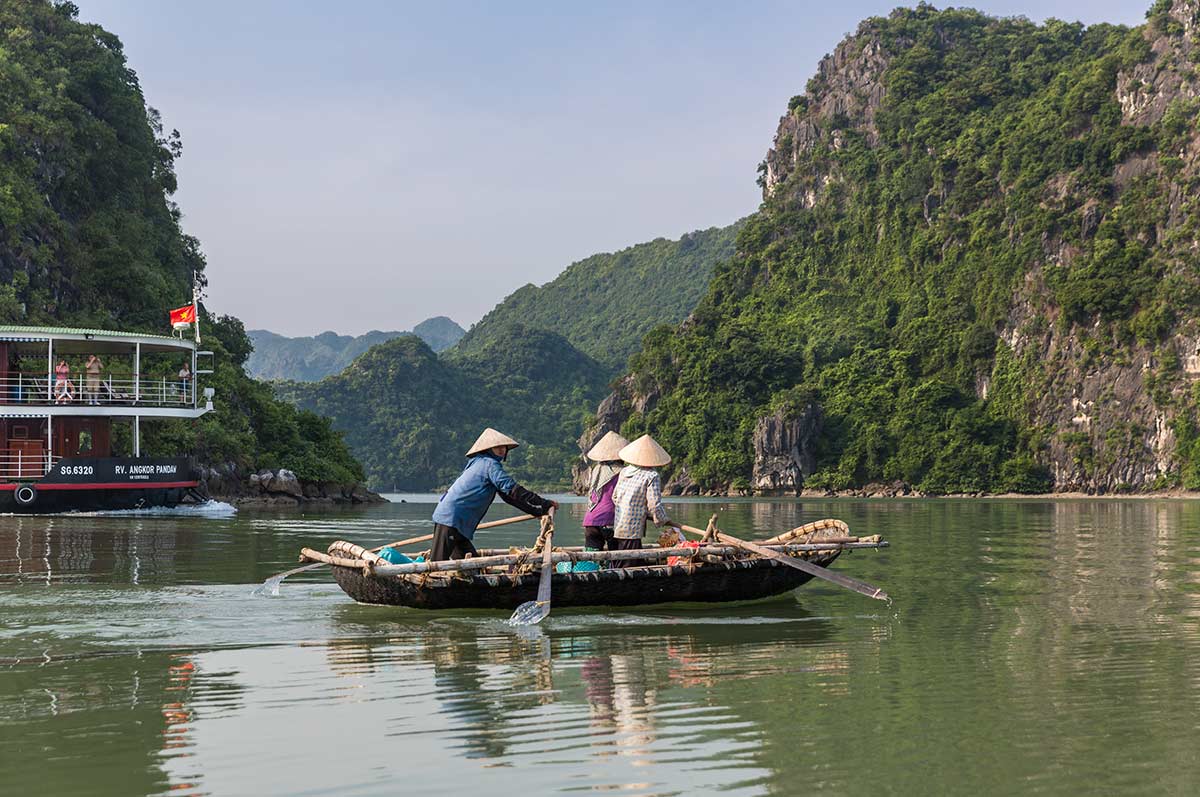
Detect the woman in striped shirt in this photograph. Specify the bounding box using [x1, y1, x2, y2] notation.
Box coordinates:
[611, 434, 680, 553]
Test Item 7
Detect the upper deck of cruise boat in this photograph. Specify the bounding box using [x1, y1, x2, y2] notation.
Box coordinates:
[0, 325, 212, 418]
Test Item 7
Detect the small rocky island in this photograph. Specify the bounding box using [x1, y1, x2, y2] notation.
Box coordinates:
[198, 464, 385, 507]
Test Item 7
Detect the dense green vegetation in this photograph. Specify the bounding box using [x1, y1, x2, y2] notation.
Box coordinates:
[247, 316, 465, 381]
[0, 1, 363, 486]
[454, 225, 739, 369]
[621, 4, 1200, 493]
[282, 328, 606, 489]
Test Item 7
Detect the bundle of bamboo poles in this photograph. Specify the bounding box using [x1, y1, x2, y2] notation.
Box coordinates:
[299, 536, 884, 578]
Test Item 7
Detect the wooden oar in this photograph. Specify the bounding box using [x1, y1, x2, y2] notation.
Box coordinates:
[679, 518, 888, 602]
[508, 507, 556, 625]
[252, 513, 535, 595]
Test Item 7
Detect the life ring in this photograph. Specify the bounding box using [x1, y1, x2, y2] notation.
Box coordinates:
[14, 484, 37, 506]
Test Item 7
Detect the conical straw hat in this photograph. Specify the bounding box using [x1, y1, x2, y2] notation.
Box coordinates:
[586, 430, 630, 462]
[618, 434, 671, 468]
[466, 427, 520, 457]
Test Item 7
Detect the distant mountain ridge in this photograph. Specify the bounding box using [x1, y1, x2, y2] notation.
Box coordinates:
[247, 316, 465, 381]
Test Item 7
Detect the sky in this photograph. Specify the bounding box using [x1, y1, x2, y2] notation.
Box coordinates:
[77, 1, 1147, 337]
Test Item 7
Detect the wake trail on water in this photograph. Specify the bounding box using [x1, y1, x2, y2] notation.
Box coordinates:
[0, 499, 239, 518]
[74, 500, 239, 518]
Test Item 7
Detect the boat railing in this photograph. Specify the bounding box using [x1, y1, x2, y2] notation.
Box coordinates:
[0, 372, 195, 409]
[0, 451, 62, 479]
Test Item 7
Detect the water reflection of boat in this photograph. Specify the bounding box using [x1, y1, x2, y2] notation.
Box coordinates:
[321, 606, 847, 768]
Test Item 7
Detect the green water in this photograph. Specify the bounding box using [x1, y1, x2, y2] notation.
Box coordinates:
[3, 497, 1200, 795]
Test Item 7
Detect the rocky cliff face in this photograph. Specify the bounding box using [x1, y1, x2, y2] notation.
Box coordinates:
[751, 406, 822, 494]
[1117, 1, 1199, 127]
[993, 0, 1200, 493]
[762, 25, 890, 200]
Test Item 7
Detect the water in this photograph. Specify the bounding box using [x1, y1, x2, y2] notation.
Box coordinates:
[4, 497, 1200, 795]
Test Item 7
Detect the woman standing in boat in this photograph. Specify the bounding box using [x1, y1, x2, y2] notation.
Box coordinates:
[582, 431, 629, 555]
[611, 434, 679, 553]
[430, 428, 557, 561]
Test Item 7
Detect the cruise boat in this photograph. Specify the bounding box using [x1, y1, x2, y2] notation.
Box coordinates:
[0, 325, 214, 513]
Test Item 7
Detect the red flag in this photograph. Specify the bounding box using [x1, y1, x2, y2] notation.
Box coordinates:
[169, 304, 196, 326]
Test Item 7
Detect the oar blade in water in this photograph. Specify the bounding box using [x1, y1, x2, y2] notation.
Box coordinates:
[508, 599, 549, 626]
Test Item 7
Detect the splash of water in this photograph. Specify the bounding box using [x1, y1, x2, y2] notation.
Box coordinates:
[251, 575, 285, 597]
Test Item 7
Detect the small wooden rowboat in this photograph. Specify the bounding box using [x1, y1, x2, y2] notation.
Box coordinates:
[300, 519, 888, 611]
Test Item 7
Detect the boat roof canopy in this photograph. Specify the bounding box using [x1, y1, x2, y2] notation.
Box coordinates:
[0, 325, 196, 354]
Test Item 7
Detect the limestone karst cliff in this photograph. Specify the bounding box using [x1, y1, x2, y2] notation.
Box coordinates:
[581, 1, 1200, 495]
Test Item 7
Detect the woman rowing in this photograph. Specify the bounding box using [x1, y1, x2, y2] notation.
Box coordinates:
[430, 428, 557, 560]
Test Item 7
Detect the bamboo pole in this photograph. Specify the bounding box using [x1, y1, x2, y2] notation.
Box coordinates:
[299, 548, 365, 569]
[762, 518, 852, 544]
[257, 513, 539, 594]
[367, 512, 537, 552]
[368, 540, 887, 577]
[679, 519, 889, 602]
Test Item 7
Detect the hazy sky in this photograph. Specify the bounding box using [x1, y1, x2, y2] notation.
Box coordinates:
[77, 1, 1145, 336]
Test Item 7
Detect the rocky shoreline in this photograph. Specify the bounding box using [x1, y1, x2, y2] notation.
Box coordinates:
[195, 464, 387, 508]
[662, 483, 1200, 500]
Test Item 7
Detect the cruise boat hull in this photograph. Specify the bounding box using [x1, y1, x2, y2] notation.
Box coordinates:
[0, 456, 199, 514]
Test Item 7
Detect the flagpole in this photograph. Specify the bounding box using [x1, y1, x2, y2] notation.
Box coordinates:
[192, 270, 202, 345]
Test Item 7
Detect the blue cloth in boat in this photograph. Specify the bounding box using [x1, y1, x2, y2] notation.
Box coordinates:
[431, 453, 551, 540]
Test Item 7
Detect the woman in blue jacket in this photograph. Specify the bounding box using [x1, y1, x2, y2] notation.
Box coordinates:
[430, 428, 557, 560]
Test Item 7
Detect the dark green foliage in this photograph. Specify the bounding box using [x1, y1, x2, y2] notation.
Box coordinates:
[623, 5, 1196, 494]
[453, 225, 740, 370]
[246, 317, 465, 381]
[0, 0, 195, 326]
[0, 1, 364, 485]
[283, 328, 608, 490]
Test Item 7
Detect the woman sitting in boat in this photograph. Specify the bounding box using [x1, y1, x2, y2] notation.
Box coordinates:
[582, 431, 629, 555]
[611, 434, 680, 553]
[430, 428, 557, 561]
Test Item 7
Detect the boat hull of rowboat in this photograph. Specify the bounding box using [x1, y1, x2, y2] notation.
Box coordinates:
[329, 551, 841, 610]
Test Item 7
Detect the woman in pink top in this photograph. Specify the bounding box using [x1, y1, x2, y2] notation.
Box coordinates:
[581, 431, 629, 552]
[53, 360, 73, 404]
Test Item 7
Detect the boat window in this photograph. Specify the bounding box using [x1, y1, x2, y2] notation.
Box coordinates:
[77, 429, 93, 454]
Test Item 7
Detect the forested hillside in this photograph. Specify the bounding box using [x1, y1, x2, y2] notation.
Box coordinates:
[0, 1, 364, 490]
[281, 329, 607, 489]
[281, 226, 737, 489]
[247, 316, 464, 381]
[591, 0, 1200, 495]
[454, 225, 738, 369]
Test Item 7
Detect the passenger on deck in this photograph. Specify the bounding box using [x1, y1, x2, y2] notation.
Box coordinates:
[611, 435, 679, 555]
[430, 428, 557, 561]
[582, 431, 629, 555]
[84, 354, 103, 405]
[178, 363, 191, 402]
[53, 360, 73, 404]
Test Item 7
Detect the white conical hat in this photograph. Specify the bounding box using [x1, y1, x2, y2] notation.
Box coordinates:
[466, 427, 520, 457]
[618, 434, 671, 468]
[586, 430, 630, 462]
